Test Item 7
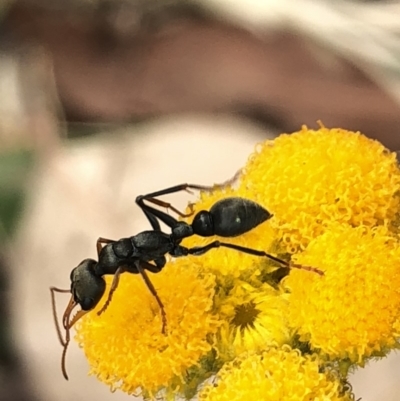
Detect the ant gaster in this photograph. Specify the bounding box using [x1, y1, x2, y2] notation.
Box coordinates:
[51, 182, 323, 380]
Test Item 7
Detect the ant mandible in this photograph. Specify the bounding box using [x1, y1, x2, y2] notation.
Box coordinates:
[51, 182, 323, 379]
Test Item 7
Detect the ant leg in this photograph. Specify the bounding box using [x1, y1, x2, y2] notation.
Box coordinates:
[217, 169, 242, 188]
[97, 266, 126, 315]
[137, 183, 216, 202]
[136, 175, 240, 231]
[136, 187, 199, 231]
[137, 171, 242, 202]
[140, 258, 165, 273]
[142, 197, 194, 218]
[96, 237, 115, 257]
[136, 261, 167, 335]
[137, 201, 180, 231]
[187, 241, 324, 276]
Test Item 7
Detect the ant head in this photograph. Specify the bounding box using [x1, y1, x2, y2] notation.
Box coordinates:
[50, 259, 106, 380]
[70, 258, 106, 311]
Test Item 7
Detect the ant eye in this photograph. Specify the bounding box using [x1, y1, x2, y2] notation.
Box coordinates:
[80, 297, 95, 311]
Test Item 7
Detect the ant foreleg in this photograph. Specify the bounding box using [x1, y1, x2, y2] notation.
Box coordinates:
[97, 266, 126, 315]
[136, 261, 167, 335]
[187, 241, 324, 276]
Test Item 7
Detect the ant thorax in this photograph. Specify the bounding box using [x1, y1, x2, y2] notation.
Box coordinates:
[95, 243, 124, 275]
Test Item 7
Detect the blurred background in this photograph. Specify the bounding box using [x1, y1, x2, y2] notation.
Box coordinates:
[1, 0, 400, 400]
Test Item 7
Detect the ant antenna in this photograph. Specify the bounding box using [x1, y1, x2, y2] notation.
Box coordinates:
[50, 287, 87, 380]
[61, 326, 70, 380]
[50, 287, 69, 346]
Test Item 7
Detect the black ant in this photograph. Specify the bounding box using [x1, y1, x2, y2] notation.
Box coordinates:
[51, 182, 323, 380]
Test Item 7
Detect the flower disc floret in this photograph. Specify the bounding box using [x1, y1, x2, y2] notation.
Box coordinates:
[199, 345, 354, 401]
[240, 126, 400, 252]
[285, 225, 400, 364]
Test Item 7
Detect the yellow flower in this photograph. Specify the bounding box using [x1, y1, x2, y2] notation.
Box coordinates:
[215, 281, 290, 360]
[75, 260, 220, 398]
[240, 126, 400, 252]
[285, 225, 400, 366]
[199, 345, 354, 401]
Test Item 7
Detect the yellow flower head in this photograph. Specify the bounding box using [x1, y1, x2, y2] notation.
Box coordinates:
[285, 225, 400, 365]
[240, 126, 400, 252]
[215, 281, 290, 359]
[199, 345, 354, 401]
[75, 260, 219, 398]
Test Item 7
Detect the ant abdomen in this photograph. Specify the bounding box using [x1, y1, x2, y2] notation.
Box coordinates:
[192, 197, 272, 237]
